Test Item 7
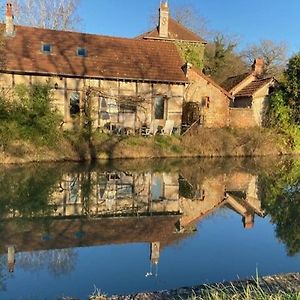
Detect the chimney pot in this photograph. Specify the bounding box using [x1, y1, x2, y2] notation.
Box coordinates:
[5, 2, 15, 37]
[6, 3, 13, 17]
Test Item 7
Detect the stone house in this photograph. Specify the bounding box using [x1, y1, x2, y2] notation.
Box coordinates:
[138, 1, 233, 128]
[0, 1, 271, 131]
[222, 58, 277, 127]
[0, 3, 187, 131]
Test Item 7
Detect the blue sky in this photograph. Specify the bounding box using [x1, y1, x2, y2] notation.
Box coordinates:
[78, 0, 300, 55]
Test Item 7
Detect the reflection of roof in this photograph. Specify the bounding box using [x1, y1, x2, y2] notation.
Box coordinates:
[235, 78, 273, 98]
[137, 18, 206, 43]
[221, 72, 252, 92]
[1, 24, 187, 83]
[0, 215, 188, 254]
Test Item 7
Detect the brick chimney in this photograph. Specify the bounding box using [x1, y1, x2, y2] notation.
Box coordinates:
[5, 2, 15, 37]
[159, 1, 169, 38]
[252, 58, 265, 77]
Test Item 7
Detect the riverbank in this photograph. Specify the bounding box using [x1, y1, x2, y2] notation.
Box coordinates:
[88, 273, 300, 300]
[0, 127, 297, 164]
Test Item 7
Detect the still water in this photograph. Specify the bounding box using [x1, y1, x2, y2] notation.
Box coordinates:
[0, 157, 299, 299]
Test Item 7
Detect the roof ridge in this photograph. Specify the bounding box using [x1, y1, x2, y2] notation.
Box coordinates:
[226, 72, 252, 80]
[7, 23, 172, 44]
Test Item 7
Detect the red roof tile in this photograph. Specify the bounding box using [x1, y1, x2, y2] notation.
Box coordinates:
[1, 25, 187, 83]
[137, 18, 206, 43]
[235, 78, 274, 97]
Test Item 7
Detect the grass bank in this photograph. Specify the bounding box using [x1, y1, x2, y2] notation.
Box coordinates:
[89, 288, 300, 300]
[88, 273, 300, 300]
[0, 126, 297, 164]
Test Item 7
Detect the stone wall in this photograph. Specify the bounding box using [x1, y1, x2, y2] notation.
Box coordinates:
[229, 108, 258, 128]
[185, 68, 230, 128]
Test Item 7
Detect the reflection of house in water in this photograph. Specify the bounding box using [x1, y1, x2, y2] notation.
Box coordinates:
[1, 169, 264, 274]
[178, 172, 265, 230]
[52, 171, 180, 217]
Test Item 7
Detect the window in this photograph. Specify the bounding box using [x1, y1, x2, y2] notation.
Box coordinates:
[42, 43, 52, 54]
[151, 175, 164, 201]
[120, 103, 137, 114]
[77, 47, 87, 57]
[154, 96, 165, 119]
[70, 92, 80, 116]
[201, 96, 210, 108]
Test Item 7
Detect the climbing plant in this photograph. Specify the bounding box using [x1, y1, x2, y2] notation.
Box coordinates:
[175, 41, 205, 70]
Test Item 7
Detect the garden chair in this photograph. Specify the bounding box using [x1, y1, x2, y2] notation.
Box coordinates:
[142, 119, 159, 136]
[161, 120, 174, 135]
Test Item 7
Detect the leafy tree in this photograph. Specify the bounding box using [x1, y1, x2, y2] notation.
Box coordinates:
[266, 53, 300, 150]
[204, 34, 247, 83]
[241, 39, 287, 77]
[284, 53, 300, 121]
[7, 0, 81, 30]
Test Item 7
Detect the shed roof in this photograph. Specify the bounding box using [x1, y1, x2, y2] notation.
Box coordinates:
[220, 72, 252, 92]
[235, 78, 274, 98]
[1, 24, 187, 83]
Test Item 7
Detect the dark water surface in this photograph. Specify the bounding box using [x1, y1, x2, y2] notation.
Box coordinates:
[0, 157, 299, 299]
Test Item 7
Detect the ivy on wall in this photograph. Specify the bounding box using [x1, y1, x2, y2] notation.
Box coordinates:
[175, 41, 205, 70]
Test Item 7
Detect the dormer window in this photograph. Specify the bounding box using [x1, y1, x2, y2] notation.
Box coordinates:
[42, 43, 52, 54]
[77, 47, 87, 57]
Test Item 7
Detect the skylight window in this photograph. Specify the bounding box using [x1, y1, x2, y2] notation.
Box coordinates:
[77, 47, 87, 57]
[42, 43, 52, 54]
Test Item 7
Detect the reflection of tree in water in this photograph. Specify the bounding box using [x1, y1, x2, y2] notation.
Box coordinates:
[0, 165, 63, 219]
[261, 159, 300, 256]
[16, 249, 77, 277]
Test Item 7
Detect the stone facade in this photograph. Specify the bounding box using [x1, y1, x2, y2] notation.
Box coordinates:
[0, 73, 185, 129]
[183, 64, 232, 128]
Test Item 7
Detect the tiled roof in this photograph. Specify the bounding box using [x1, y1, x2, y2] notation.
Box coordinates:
[221, 72, 252, 92]
[190, 66, 233, 99]
[1, 24, 187, 83]
[235, 78, 274, 97]
[137, 18, 206, 43]
[0, 215, 189, 253]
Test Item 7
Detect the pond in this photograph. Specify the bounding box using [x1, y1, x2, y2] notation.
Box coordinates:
[0, 157, 299, 299]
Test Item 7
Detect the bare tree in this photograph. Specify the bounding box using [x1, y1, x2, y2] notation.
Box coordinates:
[149, 3, 210, 40]
[171, 4, 210, 40]
[241, 39, 288, 77]
[5, 0, 81, 30]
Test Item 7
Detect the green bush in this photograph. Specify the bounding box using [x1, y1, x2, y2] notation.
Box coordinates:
[0, 84, 63, 147]
[267, 89, 300, 150]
